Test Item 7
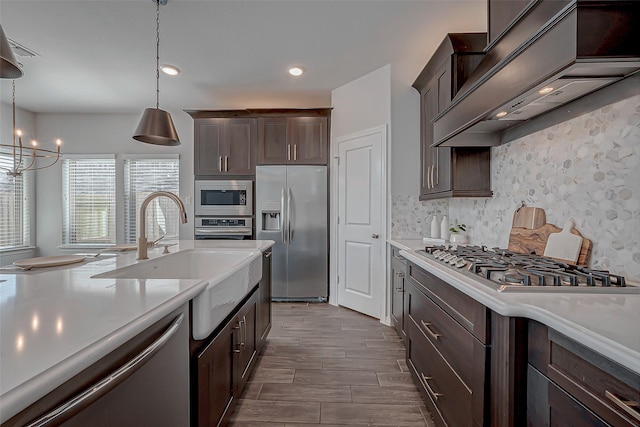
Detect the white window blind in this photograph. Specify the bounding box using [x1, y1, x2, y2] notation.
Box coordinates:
[62, 157, 116, 245]
[0, 155, 30, 250]
[124, 158, 180, 244]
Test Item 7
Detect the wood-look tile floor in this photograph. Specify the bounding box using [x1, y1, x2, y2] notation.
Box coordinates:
[229, 303, 436, 427]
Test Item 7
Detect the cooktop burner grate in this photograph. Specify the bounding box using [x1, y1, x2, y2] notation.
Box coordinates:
[416, 245, 637, 293]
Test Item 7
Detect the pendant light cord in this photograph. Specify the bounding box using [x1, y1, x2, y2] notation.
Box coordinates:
[155, 0, 160, 110]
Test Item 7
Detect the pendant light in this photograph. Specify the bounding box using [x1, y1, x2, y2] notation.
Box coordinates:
[0, 24, 23, 79]
[133, 0, 180, 146]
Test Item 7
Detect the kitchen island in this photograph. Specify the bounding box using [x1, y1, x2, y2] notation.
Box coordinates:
[0, 240, 274, 425]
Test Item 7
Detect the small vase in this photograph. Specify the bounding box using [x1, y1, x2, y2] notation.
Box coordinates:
[450, 233, 469, 245]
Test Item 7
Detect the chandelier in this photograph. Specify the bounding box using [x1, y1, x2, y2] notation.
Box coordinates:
[0, 80, 62, 177]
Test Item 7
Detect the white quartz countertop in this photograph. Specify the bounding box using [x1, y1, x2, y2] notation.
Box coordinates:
[0, 240, 274, 422]
[388, 239, 640, 375]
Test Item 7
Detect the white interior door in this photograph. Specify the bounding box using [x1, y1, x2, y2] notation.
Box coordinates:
[337, 127, 384, 318]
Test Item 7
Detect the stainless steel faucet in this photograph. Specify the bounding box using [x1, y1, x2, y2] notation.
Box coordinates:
[138, 191, 188, 260]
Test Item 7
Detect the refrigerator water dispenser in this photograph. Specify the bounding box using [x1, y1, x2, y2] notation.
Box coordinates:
[261, 201, 281, 231]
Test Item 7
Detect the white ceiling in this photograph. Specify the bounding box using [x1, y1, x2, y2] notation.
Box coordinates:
[0, 0, 486, 114]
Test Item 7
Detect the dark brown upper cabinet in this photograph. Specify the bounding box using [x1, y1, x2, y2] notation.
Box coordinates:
[412, 33, 493, 201]
[192, 117, 256, 176]
[258, 115, 329, 165]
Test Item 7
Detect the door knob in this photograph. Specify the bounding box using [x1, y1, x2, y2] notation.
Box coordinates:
[372, 233, 379, 239]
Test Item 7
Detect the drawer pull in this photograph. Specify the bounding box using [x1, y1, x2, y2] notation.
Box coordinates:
[420, 320, 442, 340]
[605, 390, 640, 422]
[421, 373, 443, 401]
[395, 287, 404, 291]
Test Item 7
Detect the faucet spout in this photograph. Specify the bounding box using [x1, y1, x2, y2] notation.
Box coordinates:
[138, 191, 188, 260]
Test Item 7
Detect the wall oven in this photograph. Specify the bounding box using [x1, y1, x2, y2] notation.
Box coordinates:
[195, 180, 253, 217]
[194, 217, 253, 240]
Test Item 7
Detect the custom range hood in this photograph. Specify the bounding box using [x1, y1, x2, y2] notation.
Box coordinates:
[433, 0, 640, 147]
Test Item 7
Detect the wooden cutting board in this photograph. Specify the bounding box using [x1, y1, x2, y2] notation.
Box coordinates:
[508, 223, 592, 266]
[543, 220, 582, 263]
[512, 206, 546, 229]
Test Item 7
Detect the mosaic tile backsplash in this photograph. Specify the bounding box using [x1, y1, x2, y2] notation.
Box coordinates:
[392, 94, 640, 281]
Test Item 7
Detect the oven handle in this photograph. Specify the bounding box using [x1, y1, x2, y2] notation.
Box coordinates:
[194, 228, 252, 235]
[25, 313, 184, 427]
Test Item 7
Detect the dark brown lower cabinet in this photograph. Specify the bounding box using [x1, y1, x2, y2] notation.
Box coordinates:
[193, 285, 265, 427]
[528, 321, 640, 427]
[405, 262, 489, 426]
[196, 317, 236, 427]
[257, 249, 272, 348]
[527, 365, 609, 426]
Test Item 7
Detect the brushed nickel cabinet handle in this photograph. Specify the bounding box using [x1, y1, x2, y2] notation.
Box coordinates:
[242, 315, 247, 347]
[287, 144, 291, 161]
[264, 251, 272, 258]
[426, 165, 432, 189]
[430, 164, 435, 189]
[293, 144, 297, 161]
[218, 156, 223, 172]
[26, 313, 184, 427]
[605, 390, 640, 422]
[420, 320, 442, 340]
[420, 373, 443, 401]
[225, 156, 229, 172]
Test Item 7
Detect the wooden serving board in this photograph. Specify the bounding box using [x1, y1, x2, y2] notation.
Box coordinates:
[508, 223, 592, 266]
[512, 206, 546, 229]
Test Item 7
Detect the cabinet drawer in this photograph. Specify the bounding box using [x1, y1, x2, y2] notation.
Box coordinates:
[406, 281, 485, 391]
[529, 321, 640, 426]
[408, 262, 489, 343]
[407, 316, 472, 427]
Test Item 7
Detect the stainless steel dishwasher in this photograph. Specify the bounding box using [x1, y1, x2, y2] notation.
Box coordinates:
[3, 305, 190, 427]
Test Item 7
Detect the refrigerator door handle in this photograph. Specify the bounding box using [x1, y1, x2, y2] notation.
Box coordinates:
[288, 187, 293, 243]
[281, 187, 287, 244]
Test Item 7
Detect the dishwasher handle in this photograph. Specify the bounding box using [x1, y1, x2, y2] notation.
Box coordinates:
[25, 313, 185, 427]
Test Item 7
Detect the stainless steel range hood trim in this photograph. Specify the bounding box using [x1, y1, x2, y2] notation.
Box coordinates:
[432, 0, 640, 148]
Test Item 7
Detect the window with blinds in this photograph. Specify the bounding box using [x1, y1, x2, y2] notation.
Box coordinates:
[0, 155, 30, 250]
[124, 158, 180, 244]
[62, 157, 116, 245]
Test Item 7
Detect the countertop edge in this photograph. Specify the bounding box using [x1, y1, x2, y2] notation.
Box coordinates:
[395, 243, 640, 375]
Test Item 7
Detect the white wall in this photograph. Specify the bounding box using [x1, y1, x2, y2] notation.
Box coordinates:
[33, 109, 194, 256]
[329, 64, 391, 311]
[0, 102, 37, 265]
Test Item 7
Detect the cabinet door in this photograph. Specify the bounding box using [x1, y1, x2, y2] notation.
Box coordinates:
[194, 119, 225, 175]
[390, 261, 405, 339]
[258, 117, 289, 164]
[527, 365, 609, 427]
[419, 83, 438, 198]
[236, 291, 258, 397]
[224, 118, 256, 175]
[288, 117, 328, 164]
[257, 250, 272, 349]
[196, 318, 237, 427]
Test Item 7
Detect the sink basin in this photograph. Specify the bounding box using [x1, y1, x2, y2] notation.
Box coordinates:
[93, 248, 263, 340]
[92, 249, 259, 280]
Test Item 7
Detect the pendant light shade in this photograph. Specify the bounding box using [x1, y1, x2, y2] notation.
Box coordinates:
[133, 107, 180, 146]
[133, 0, 180, 146]
[0, 24, 23, 79]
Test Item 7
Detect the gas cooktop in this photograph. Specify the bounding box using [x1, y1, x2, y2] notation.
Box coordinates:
[416, 245, 640, 293]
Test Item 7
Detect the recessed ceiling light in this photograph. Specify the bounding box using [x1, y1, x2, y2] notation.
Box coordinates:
[288, 66, 304, 76]
[496, 111, 508, 118]
[538, 86, 554, 95]
[160, 64, 180, 76]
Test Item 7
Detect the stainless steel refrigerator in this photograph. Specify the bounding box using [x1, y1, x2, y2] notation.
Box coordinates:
[256, 165, 328, 300]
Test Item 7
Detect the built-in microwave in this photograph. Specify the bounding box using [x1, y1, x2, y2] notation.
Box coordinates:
[195, 180, 253, 217]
